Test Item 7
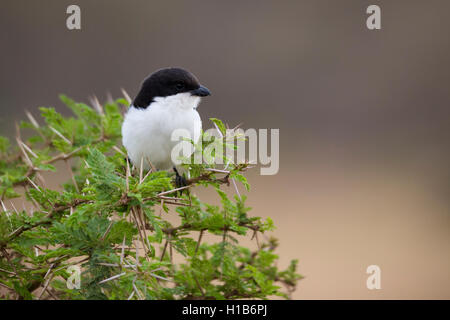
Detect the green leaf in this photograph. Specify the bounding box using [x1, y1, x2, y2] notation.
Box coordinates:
[0, 136, 10, 153]
[86, 148, 124, 200]
[210, 118, 226, 136]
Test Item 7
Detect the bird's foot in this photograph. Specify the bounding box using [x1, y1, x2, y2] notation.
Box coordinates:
[173, 167, 188, 191]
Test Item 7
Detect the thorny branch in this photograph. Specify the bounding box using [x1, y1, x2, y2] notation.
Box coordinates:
[0, 97, 301, 300]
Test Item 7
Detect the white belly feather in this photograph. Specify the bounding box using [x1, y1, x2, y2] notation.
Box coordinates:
[122, 92, 202, 170]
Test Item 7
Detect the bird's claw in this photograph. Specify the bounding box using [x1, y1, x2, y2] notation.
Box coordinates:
[173, 167, 188, 191]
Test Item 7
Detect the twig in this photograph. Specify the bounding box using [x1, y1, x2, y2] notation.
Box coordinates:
[43, 147, 82, 165]
[205, 168, 230, 174]
[160, 239, 169, 262]
[0, 199, 90, 247]
[193, 273, 205, 297]
[0, 267, 16, 275]
[100, 221, 114, 242]
[194, 230, 204, 257]
[0, 282, 14, 291]
[37, 273, 54, 300]
[65, 159, 79, 193]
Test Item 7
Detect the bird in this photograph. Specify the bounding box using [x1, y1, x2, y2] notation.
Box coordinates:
[121, 67, 211, 185]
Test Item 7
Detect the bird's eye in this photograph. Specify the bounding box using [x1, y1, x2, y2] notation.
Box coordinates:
[175, 82, 184, 90]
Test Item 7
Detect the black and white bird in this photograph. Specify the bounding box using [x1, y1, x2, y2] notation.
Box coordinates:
[122, 68, 211, 178]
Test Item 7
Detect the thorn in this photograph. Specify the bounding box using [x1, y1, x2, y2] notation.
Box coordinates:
[36, 172, 47, 188]
[1, 199, 8, 212]
[232, 178, 242, 200]
[145, 157, 156, 173]
[139, 157, 144, 184]
[120, 235, 126, 265]
[132, 280, 144, 300]
[205, 168, 230, 174]
[135, 239, 140, 266]
[106, 91, 114, 104]
[25, 110, 40, 128]
[231, 122, 243, 132]
[213, 122, 224, 138]
[89, 95, 104, 115]
[127, 290, 135, 300]
[49, 126, 72, 145]
[156, 185, 191, 197]
[224, 159, 232, 170]
[26, 177, 41, 192]
[15, 121, 21, 140]
[0, 200, 11, 226]
[65, 159, 79, 193]
[141, 166, 153, 184]
[126, 157, 130, 192]
[9, 202, 19, 214]
[98, 272, 126, 284]
[22, 203, 28, 215]
[121, 88, 132, 104]
[100, 221, 114, 242]
[149, 273, 171, 282]
[16, 137, 33, 167]
[20, 142, 38, 158]
[113, 146, 126, 157]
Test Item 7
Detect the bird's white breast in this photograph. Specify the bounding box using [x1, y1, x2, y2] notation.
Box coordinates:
[122, 92, 202, 170]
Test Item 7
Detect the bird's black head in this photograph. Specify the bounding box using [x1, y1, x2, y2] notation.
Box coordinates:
[132, 68, 211, 108]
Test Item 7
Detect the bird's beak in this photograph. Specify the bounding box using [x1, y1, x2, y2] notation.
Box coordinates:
[191, 85, 211, 97]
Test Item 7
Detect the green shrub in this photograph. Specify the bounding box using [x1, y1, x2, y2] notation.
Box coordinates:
[0, 95, 302, 300]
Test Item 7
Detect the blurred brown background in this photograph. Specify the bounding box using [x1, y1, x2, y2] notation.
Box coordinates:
[1, 0, 449, 299]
